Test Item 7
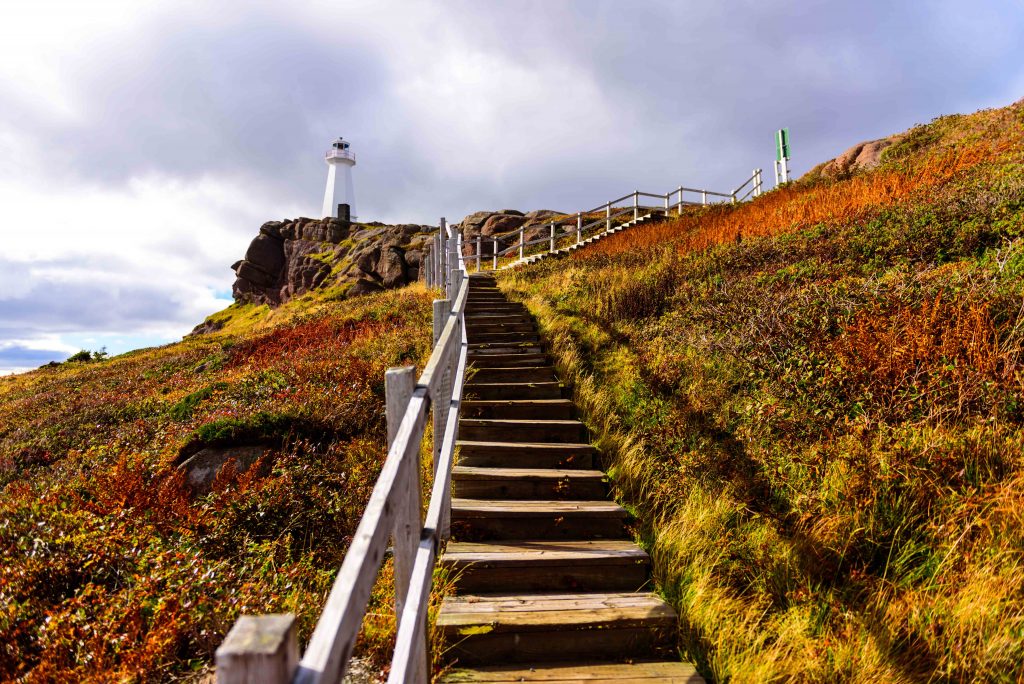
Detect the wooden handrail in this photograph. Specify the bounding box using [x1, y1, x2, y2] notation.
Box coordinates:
[216, 219, 469, 684]
[217, 165, 768, 682]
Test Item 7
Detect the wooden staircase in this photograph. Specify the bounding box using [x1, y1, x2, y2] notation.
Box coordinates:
[436, 274, 703, 682]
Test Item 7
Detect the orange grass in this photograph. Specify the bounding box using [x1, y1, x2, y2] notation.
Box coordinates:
[579, 139, 1012, 260]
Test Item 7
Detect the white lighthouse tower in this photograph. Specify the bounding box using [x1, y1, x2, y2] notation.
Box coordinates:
[322, 137, 356, 221]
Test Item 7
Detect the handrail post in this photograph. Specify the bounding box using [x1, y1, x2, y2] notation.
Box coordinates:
[432, 299, 452, 474]
[633, 190, 639, 220]
[216, 614, 298, 684]
[386, 367, 418, 619]
[755, 169, 762, 197]
[663, 193, 669, 215]
[549, 222, 555, 253]
[424, 247, 431, 287]
[475, 236, 481, 272]
[677, 186, 683, 216]
[492, 238, 498, 270]
[702, 190, 707, 206]
[576, 212, 582, 243]
[731, 191, 737, 204]
[605, 202, 611, 231]
[518, 226, 524, 260]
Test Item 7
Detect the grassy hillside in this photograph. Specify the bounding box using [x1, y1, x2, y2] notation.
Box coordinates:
[499, 100, 1024, 681]
[0, 286, 434, 681]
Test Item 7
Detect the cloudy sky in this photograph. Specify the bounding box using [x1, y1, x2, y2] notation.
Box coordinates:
[2, 0, 1023, 373]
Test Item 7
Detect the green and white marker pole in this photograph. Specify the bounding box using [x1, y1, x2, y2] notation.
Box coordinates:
[775, 128, 791, 185]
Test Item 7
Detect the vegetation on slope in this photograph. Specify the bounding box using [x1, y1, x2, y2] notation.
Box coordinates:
[500, 100, 1024, 681]
[0, 285, 434, 681]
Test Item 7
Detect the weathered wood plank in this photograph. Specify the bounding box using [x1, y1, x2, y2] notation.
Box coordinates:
[440, 660, 703, 682]
[216, 614, 298, 684]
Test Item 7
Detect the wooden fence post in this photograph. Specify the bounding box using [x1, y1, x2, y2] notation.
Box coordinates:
[663, 193, 669, 215]
[216, 614, 298, 684]
[605, 202, 611, 231]
[677, 186, 683, 216]
[549, 223, 555, 253]
[492, 239, 498, 270]
[576, 212, 582, 243]
[386, 367, 418, 619]
[633, 191, 639, 220]
[702, 190, 707, 205]
[475, 236, 481, 272]
[518, 227, 524, 260]
[432, 298, 452, 474]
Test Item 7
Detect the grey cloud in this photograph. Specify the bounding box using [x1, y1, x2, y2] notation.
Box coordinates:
[0, 257, 204, 338]
[0, 344, 70, 369]
[2, 0, 1023, 362]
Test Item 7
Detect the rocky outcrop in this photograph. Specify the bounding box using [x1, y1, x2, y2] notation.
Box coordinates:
[229, 217, 435, 307]
[458, 209, 564, 256]
[814, 133, 906, 179]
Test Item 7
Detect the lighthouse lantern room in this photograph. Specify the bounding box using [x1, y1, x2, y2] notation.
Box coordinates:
[322, 137, 356, 221]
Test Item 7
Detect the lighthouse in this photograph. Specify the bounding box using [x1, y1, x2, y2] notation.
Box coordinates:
[322, 137, 356, 221]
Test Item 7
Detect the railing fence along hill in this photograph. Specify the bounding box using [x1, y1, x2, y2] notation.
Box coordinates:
[216, 169, 764, 684]
[216, 219, 468, 684]
[455, 170, 763, 271]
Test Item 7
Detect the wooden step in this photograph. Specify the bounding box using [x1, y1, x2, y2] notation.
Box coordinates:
[465, 314, 534, 325]
[452, 466, 606, 499]
[439, 660, 703, 682]
[468, 367, 558, 384]
[468, 332, 541, 344]
[457, 441, 596, 468]
[436, 592, 675, 665]
[462, 382, 561, 400]
[465, 322, 538, 335]
[468, 344, 545, 356]
[451, 499, 627, 540]
[466, 304, 528, 312]
[468, 353, 550, 368]
[441, 540, 650, 593]
[460, 399, 574, 420]
[459, 419, 585, 444]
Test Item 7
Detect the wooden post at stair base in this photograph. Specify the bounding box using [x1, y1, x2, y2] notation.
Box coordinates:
[549, 223, 555, 253]
[216, 614, 298, 684]
[576, 212, 582, 243]
[386, 367, 418, 620]
[492, 239, 498, 270]
[605, 202, 611, 231]
[518, 227, 524, 260]
[633, 191, 639, 220]
[475, 236, 481, 272]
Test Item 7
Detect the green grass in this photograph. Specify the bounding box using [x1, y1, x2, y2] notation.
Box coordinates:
[0, 283, 435, 681]
[499, 99, 1024, 682]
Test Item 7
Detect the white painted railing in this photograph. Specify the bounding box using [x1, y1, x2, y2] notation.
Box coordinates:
[324, 149, 356, 163]
[216, 219, 467, 684]
[473, 170, 763, 267]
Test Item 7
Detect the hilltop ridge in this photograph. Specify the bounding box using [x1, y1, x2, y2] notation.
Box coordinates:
[2, 97, 1023, 681]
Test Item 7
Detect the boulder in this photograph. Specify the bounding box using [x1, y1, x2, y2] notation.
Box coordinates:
[244, 234, 286, 276]
[178, 445, 269, 495]
[817, 134, 905, 179]
[349, 278, 384, 296]
[377, 246, 408, 288]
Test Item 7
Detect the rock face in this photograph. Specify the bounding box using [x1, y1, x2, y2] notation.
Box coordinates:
[458, 209, 564, 257]
[229, 217, 435, 306]
[816, 133, 905, 179]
